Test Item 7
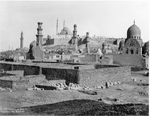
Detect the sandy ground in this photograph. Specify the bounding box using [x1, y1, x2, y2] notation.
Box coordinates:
[0, 70, 148, 113]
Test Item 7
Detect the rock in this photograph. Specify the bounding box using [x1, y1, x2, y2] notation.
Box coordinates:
[101, 86, 105, 89]
[98, 98, 103, 101]
[133, 79, 137, 82]
[96, 86, 101, 89]
[27, 88, 34, 90]
[105, 82, 110, 88]
[116, 88, 123, 91]
[117, 81, 121, 84]
[114, 82, 118, 85]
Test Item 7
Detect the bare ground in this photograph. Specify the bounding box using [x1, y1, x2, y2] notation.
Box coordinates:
[0, 70, 148, 115]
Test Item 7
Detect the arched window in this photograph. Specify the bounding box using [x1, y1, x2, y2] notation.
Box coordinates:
[130, 49, 134, 54]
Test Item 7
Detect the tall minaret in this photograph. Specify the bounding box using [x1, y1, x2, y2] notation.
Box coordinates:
[85, 32, 90, 53]
[72, 24, 78, 52]
[36, 22, 43, 47]
[20, 31, 24, 49]
[63, 20, 65, 28]
[73, 24, 77, 38]
[56, 18, 58, 35]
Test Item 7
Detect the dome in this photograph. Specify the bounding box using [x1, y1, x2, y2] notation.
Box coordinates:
[127, 22, 141, 39]
[60, 26, 71, 35]
[30, 41, 36, 47]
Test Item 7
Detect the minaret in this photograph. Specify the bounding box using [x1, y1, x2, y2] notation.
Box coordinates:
[36, 22, 43, 47]
[72, 24, 78, 52]
[73, 24, 77, 38]
[85, 32, 90, 53]
[56, 18, 58, 35]
[20, 31, 24, 49]
[63, 20, 65, 28]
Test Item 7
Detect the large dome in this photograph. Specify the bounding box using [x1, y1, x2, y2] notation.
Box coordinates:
[59, 27, 72, 35]
[127, 23, 141, 39]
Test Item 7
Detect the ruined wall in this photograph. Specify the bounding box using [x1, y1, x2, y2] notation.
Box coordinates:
[79, 54, 98, 63]
[43, 66, 130, 87]
[12, 65, 40, 76]
[0, 63, 40, 76]
[0, 62, 131, 88]
[12, 80, 29, 90]
[0, 63, 12, 71]
[113, 54, 145, 68]
[95, 64, 119, 69]
[0, 80, 12, 88]
[78, 66, 131, 87]
[42, 68, 79, 85]
[6, 70, 24, 77]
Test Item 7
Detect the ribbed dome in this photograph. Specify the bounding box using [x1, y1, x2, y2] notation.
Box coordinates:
[127, 23, 141, 39]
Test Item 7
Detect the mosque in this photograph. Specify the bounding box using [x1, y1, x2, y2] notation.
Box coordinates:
[25, 20, 148, 68]
[114, 21, 148, 68]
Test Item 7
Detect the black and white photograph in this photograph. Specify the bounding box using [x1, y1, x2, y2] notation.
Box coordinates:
[0, 1, 149, 115]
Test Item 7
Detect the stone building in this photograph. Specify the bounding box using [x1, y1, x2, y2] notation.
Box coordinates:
[123, 21, 142, 55]
[20, 32, 24, 49]
[142, 41, 149, 56]
[113, 21, 145, 68]
[26, 22, 44, 60]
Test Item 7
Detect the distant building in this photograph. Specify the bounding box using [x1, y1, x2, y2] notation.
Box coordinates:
[26, 22, 44, 60]
[113, 21, 145, 68]
[123, 21, 142, 55]
[20, 32, 24, 49]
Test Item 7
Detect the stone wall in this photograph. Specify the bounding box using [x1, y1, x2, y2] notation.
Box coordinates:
[0, 80, 12, 88]
[0, 62, 131, 87]
[79, 54, 98, 63]
[43, 66, 130, 87]
[78, 66, 131, 87]
[42, 68, 79, 85]
[113, 54, 145, 68]
[0, 63, 12, 71]
[95, 64, 119, 69]
[0, 63, 40, 76]
[6, 70, 24, 77]
[13, 80, 29, 90]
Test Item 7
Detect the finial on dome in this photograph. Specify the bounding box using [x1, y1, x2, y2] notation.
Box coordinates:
[134, 20, 135, 24]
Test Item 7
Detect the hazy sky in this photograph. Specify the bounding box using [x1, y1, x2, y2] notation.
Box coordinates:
[0, 1, 149, 51]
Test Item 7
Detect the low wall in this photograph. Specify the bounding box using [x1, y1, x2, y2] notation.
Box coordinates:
[0, 63, 40, 76]
[13, 80, 29, 90]
[79, 54, 98, 63]
[6, 70, 24, 77]
[78, 66, 131, 87]
[43, 66, 130, 87]
[113, 54, 145, 68]
[0, 62, 131, 87]
[42, 68, 79, 85]
[0, 80, 12, 88]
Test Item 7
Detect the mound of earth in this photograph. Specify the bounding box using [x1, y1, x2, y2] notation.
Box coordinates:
[2, 99, 148, 115]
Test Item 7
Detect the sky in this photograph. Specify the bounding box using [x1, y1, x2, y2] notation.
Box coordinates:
[0, 1, 149, 51]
